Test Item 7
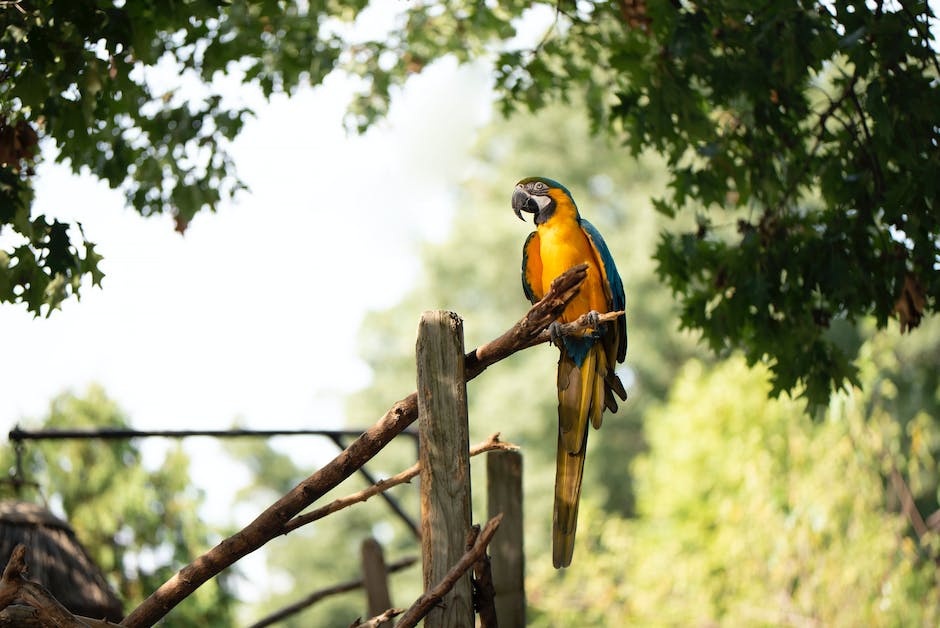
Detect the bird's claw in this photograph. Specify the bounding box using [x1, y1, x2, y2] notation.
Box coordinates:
[586, 310, 601, 329]
[586, 310, 603, 338]
[548, 321, 564, 346]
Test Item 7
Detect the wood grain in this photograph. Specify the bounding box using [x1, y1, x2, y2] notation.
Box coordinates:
[417, 311, 473, 628]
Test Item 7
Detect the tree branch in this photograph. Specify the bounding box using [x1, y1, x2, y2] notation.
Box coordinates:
[121, 264, 588, 628]
[468, 525, 498, 628]
[464, 262, 594, 379]
[246, 557, 417, 628]
[394, 514, 503, 628]
[0, 545, 122, 628]
[845, 82, 885, 200]
[350, 607, 405, 627]
[889, 465, 929, 540]
[282, 433, 517, 535]
[532, 309, 623, 346]
[773, 69, 861, 215]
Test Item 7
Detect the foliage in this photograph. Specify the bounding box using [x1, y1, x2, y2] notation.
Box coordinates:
[433, 0, 938, 407]
[0, 386, 238, 626]
[0, 0, 363, 313]
[635, 3, 940, 407]
[858, 313, 940, 525]
[4, 1, 936, 406]
[492, 1, 939, 407]
[526, 354, 940, 626]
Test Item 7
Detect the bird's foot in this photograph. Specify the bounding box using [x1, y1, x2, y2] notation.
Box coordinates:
[586, 310, 603, 337]
[548, 321, 564, 346]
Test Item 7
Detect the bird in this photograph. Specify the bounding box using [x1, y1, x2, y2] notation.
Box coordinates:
[511, 176, 627, 568]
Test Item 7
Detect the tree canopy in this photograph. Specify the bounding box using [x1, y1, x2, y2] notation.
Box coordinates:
[2, 1, 937, 401]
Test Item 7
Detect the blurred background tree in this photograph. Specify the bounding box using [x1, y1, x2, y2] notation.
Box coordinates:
[0, 385, 238, 626]
[526, 350, 940, 626]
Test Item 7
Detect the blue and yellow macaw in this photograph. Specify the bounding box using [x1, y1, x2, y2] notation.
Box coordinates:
[512, 176, 627, 568]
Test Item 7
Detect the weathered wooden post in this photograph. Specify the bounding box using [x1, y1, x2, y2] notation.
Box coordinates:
[360, 538, 392, 628]
[416, 310, 473, 628]
[487, 449, 525, 627]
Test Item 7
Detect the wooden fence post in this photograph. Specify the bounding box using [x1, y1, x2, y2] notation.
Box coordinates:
[416, 310, 473, 628]
[360, 538, 392, 628]
[487, 449, 525, 627]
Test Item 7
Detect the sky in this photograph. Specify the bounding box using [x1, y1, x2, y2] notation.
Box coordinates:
[0, 57, 495, 519]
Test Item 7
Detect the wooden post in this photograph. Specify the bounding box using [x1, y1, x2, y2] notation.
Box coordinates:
[487, 450, 525, 627]
[360, 538, 392, 628]
[416, 310, 473, 628]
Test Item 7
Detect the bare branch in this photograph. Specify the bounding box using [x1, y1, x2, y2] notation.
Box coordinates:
[889, 465, 929, 540]
[464, 263, 590, 379]
[121, 265, 587, 628]
[247, 557, 417, 628]
[468, 526, 498, 628]
[0, 545, 121, 628]
[283, 433, 517, 535]
[395, 514, 503, 628]
[350, 607, 405, 627]
[532, 309, 623, 346]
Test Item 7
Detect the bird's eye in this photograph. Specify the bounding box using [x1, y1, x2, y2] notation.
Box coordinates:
[535, 182, 546, 191]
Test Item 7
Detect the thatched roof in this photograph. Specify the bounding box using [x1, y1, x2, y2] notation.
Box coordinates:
[0, 500, 123, 621]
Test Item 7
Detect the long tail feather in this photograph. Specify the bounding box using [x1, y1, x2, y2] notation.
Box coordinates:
[553, 346, 601, 567]
[553, 427, 586, 568]
[557, 350, 594, 455]
[554, 337, 626, 567]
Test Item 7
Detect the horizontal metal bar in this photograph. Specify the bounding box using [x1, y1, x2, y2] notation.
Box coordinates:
[8, 426, 418, 442]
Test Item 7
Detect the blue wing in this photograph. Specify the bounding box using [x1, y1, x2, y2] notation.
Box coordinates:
[581, 219, 627, 362]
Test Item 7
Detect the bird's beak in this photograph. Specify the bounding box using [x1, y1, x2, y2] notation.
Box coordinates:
[512, 185, 539, 221]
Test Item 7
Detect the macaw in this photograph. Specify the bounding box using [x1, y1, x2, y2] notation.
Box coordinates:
[511, 176, 627, 568]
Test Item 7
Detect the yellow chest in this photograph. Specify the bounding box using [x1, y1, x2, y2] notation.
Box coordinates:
[536, 220, 609, 320]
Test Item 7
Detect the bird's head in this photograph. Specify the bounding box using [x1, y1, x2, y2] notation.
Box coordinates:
[512, 177, 576, 225]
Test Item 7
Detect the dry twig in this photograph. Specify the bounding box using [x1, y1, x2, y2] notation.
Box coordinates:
[247, 557, 417, 628]
[283, 433, 516, 534]
[395, 514, 503, 628]
[349, 607, 405, 627]
[890, 465, 929, 540]
[0, 545, 121, 628]
[468, 525, 498, 628]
